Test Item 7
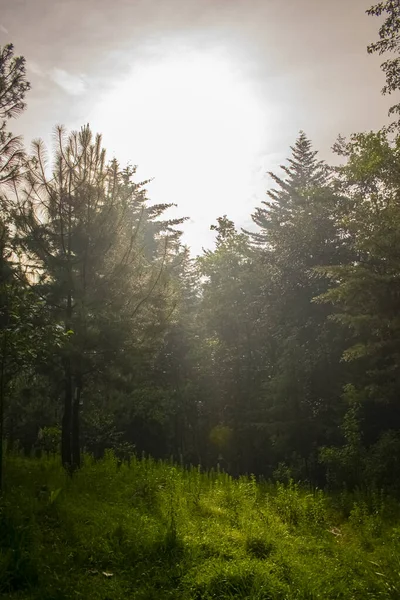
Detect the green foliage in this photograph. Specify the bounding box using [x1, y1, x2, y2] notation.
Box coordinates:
[367, 1, 400, 118]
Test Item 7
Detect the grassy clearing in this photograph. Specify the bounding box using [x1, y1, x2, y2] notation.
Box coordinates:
[1, 453, 400, 599]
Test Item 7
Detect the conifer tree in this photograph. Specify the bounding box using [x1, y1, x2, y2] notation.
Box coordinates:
[248, 131, 328, 246]
[318, 131, 400, 449]
[14, 125, 184, 471]
[0, 42, 30, 489]
[0, 44, 30, 184]
[198, 216, 273, 473]
[245, 133, 346, 480]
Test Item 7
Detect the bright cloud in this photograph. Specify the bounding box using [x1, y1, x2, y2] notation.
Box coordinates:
[50, 68, 86, 96]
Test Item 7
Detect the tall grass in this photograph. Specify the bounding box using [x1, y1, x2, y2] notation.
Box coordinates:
[0, 452, 399, 599]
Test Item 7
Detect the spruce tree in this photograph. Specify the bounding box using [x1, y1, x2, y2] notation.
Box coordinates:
[318, 131, 400, 451]
[245, 133, 346, 480]
[198, 216, 272, 473]
[248, 131, 327, 246]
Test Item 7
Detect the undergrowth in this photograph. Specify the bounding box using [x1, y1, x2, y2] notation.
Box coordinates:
[1, 452, 399, 599]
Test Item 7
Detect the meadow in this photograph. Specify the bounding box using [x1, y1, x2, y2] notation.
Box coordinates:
[1, 453, 400, 600]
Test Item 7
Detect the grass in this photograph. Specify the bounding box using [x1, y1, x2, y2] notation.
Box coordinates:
[1, 452, 400, 599]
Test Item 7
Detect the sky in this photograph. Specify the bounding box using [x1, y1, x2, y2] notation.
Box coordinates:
[0, 0, 393, 254]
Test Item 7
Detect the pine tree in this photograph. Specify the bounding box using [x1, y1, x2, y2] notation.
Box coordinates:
[0, 44, 30, 184]
[14, 125, 184, 471]
[0, 42, 30, 489]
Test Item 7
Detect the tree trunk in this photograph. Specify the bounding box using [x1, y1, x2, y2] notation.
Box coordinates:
[0, 356, 5, 492]
[71, 381, 81, 470]
[0, 317, 8, 493]
[62, 265, 74, 471]
[61, 357, 72, 470]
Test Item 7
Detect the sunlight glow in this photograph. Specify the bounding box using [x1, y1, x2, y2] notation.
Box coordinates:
[89, 44, 269, 252]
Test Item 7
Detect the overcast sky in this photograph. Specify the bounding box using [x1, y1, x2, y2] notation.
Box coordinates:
[0, 0, 393, 254]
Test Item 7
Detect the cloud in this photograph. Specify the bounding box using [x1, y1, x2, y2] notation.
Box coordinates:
[26, 62, 87, 97]
[50, 68, 86, 96]
[28, 61, 46, 77]
[0, 24, 9, 34]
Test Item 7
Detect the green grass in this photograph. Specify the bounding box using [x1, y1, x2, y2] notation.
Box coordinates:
[1, 452, 400, 599]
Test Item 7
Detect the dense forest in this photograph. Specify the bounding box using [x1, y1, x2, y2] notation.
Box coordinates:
[1, 3, 400, 598]
[1, 1, 400, 490]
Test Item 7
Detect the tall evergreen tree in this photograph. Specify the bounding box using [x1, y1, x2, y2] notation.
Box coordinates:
[247, 131, 327, 246]
[14, 125, 184, 471]
[245, 133, 346, 481]
[0, 42, 30, 489]
[318, 131, 400, 453]
[198, 216, 273, 473]
[0, 44, 30, 184]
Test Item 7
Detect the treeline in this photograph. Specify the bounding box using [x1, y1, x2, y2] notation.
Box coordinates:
[1, 1, 400, 491]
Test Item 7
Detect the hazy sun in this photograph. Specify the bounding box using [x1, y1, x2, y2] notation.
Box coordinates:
[89, 43, 267, 251]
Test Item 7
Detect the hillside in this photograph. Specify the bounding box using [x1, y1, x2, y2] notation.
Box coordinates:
[1, 454, 399, 599]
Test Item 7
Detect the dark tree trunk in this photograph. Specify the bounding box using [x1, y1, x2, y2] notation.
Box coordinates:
[62, 271, 75, 471]
[71, 381, 81, 470]
[61, 358, 72, 470]
[0, 310, 8, 493]
[0, 356, 5, 493]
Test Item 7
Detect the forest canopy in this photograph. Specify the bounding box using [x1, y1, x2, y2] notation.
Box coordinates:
[0, 1, 400, 496]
